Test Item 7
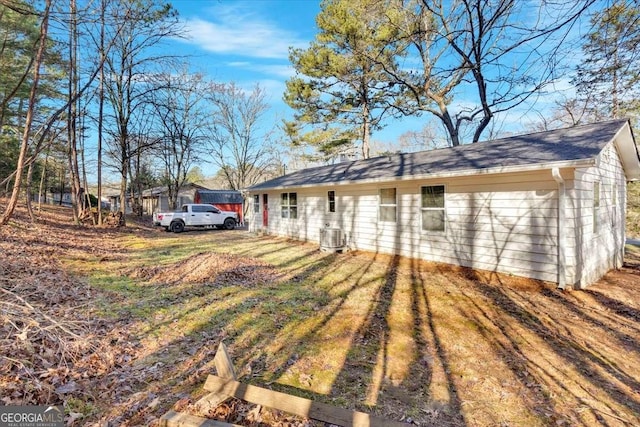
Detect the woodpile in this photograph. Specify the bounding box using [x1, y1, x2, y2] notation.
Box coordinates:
[104, 211, 125, 227]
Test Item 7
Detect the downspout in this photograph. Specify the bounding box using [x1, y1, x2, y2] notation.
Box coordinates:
[552, 168, 566, 289]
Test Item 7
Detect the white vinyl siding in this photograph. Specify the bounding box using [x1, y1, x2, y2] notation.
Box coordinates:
[254, 170, 562, 282]
[572, 142, 627, 287]
[248, 141, 629, 288]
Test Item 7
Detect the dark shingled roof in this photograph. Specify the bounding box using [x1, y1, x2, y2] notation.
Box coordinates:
[196, 190, 243, 204]
[249, 119, 633, 191]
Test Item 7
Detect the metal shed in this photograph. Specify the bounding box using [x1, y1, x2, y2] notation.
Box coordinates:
[194, 190, 245, 224]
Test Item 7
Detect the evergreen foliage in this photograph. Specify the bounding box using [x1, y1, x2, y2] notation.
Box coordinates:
[284, 0, 408, 160]
[573, 1, 640, 121]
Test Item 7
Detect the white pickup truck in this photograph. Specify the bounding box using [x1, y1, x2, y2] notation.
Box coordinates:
[153, 204, 238, 233]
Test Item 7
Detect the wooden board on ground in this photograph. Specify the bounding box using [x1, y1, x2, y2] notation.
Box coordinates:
[159, 410, 240, 427]
[203, 375, 409, 427]
[214, 342, 237, 381]
[196, 342, 238, 411]
[161, 343, 408, 427]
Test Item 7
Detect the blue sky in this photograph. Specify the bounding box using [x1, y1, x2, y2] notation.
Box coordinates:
[173, 1, 319, 80]
[168, 0, 428, 150]
[88, 0, 597, 184]
[171, 1, 320, 126]
[165, 0, 593, 154]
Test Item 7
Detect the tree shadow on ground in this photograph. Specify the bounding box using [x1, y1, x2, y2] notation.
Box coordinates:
[457, 266, 640, 426]
[57, 228, 640, 427]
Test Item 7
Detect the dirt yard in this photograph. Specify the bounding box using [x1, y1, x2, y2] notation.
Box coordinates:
[1, 204, 639, 426]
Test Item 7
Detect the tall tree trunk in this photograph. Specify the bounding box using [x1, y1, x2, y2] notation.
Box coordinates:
[361, 101, 371, 159]
[38, 146, 50, 211]
[119, 152, 128, 224]
[612, 45, 619, 118]
[134, 146, 143, 216]
[25, 161, 35, 221]
[81, 133, 94, 225]
[0, 0, 50, 226]
[78, 110, 94, 224]
[59, 169, 65, 206]
[128, 156, 137, 215]
[97, 0, 105, 225]
[67, 0, 82, 223]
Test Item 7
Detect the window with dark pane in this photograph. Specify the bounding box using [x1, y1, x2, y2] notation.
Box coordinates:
[328, 190, 336, 213]
[379, 188, 397, 223]
[421, 185, 445, 231]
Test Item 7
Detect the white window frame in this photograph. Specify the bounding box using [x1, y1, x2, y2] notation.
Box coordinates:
[593, 181, 600, 234]
[421, 184, 446, 232]
[253, 194, 260, 214]
[281, 192, 298, 219]
[378, 188, 397, 223]
[327, 190, 336, 213]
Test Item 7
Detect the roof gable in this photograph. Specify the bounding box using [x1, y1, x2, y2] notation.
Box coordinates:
[612, 121, 640, 180]
[249, 119, 639, 191]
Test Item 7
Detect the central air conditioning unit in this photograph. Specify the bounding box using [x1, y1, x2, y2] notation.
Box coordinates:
[319, 227, 346, 253]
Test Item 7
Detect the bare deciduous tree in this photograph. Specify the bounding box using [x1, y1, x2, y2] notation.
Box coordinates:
[151, 70, 208, 210]
[102, 0, 181, 221]
[384, 0, 597, 145]
[207, 83, 276, 192]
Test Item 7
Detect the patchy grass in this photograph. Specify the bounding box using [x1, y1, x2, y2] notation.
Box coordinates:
[2, 204, 640, 427]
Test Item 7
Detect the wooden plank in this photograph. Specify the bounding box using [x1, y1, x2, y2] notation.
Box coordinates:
[193, 391, 230, 413]
[159, 344, 239, 426]
[194, 342, 237, 410]
[159, 410, 239, 427]
[214, 342, 237, 381]
[203, 375, 409, 427]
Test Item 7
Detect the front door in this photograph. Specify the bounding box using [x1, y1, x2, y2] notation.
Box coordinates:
[262, 194, 268, 227]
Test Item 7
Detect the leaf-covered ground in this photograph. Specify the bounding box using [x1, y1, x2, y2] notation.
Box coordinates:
[1, 203, 640, 426]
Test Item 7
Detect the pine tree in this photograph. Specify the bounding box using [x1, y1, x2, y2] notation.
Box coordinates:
[573, 1, 640, 119]
[284, 0, 408, 160]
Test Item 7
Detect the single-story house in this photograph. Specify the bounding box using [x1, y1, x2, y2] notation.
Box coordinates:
[246, 119, 640, 289]
[33, 192, 73, 207]
[194, 189, 244, 224]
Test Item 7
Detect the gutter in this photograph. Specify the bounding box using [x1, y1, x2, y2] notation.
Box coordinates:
[552, 167, 567, 290]
[248, 158, 595, 192]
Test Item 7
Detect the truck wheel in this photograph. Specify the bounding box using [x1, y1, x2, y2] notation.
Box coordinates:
[223, 218, 236, 230]
[170, 221, 185, 233]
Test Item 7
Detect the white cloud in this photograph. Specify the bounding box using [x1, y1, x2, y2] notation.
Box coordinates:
[255, 78, 288, 100]
[223, 62, 294, 78]
[547, 77, 576, 97]
[226, 61, 252, 67]
[254, 64, 295, 79]
[179, 13, 307, 60]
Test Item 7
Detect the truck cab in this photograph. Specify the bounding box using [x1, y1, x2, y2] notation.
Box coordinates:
[154, 204, 238, 232]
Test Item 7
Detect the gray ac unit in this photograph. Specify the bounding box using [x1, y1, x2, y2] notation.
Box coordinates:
[320, 227, 346, 252]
